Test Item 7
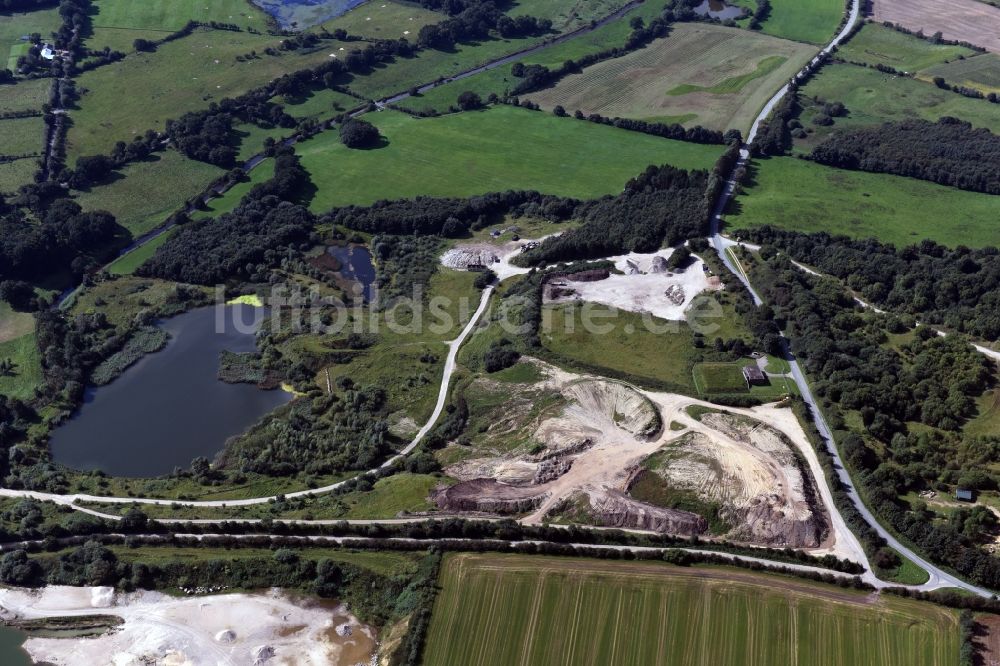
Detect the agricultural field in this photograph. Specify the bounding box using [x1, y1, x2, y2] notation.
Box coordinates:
[399, 0, 668, 114]
[0, 6, 61, 72]
[693, 362, 748, 393]
[794, 63, 1000, 151]
[526, 24, 815, 133]
[924, 52, 1000, 93]
[0, 157, 37, 193]
[67, 28, 352, 159]
[725, 157, 1000, 248]
[0, 301, 43, 401]
[296, 105, 722, 211]
[423, 553, 961, 666]
[72, 150, 223, 236]
[0, 77, 49, 113]
[194, 159, 274, 220]
[757, 0, 844, 45]
[873, 0, 1000, 54]
[86, 0, 269, 53]
[837, 22, 978, 73]
[0, 115, 44, 156]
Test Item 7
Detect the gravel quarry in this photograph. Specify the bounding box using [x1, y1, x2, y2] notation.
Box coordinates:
[435, 361, 848, 554]
[0, 586, 376, 666]
[544, 249, 723, 320]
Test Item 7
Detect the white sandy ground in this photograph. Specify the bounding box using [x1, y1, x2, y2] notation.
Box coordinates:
[0, 586, 375, 666]
[441, 234, 559, 281]
[546, 249, 720, 321]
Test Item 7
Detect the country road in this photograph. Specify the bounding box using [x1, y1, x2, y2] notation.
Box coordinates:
[708, 0, 996, 598]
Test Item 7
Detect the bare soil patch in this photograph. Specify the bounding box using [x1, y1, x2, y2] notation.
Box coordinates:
[873, 0, 1000, 53]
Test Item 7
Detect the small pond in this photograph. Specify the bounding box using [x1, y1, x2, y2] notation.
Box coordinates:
[49, 305, 291, 478]
[250, 0, 367, 29]
[693, 0, 746, 19]
[328, 244, 376, 302]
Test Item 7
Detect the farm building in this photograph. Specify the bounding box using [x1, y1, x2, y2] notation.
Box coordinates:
[955, 489, 975, 502]
[742, 365, 767, 387]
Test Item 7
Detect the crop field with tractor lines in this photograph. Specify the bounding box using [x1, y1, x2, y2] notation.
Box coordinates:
[423, 553, 961, 666]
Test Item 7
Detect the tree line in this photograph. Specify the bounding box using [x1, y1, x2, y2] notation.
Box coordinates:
[810, 117, 1000, 195]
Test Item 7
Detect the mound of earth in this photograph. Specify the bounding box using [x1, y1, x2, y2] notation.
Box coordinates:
[432, 478, 547, 513]
[634, 412, 825, 547]
[586, 489, 707, 534]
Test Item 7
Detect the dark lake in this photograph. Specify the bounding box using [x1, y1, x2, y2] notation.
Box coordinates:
[0, 627, 31, 666]
[328, 244, 376, 302]
[49, 305, 291, 478]
[693, 0, 746, 19]
[250, 0, 367, 29]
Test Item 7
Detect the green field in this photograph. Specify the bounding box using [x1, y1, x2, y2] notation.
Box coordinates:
[423, 553, 961, 666]
[0, 330, 43, 401]
[526, 24, 815, 133]
[541, 303, 698, 392]
[0, 78, 49, 114]
[73, 150, 223, 236]
[297, 105, 722, 211]
[318, 0, 443, 40]
[693, 362, 749, 393]
[0, 116, 43, 156]
[194, 158, 274, 219]
[87, 0, 269, 53]
[837, 23, 977, 73]
[67, 28, 351, 159]
[924, 52, 1000, 93]
[106, 231, 174, 275]
[0, 157, 37, 193]
[725, 157, 1000, 248]
[757, 0, 844, 45]
[0, 7, 61, 72]
[794, 63, 1000, 151]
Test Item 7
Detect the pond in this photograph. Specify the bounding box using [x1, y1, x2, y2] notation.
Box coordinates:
[49, 305, 292, 478]
[0, 627, 31, 666]
[328, 244, 376, 302]
[250, 0, 367, 29]
[693, 0, 746, 19]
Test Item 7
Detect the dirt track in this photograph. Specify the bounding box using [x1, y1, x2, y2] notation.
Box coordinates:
[873, 0, 1000, 53]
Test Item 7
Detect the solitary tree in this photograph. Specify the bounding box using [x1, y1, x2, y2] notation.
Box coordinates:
[339, 118, 381, 148]
[456, 90, 483, 111]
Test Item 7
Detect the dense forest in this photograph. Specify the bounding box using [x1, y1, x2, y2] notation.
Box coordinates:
[747, 251, 1000, 589]
[519, 163, 714, 264]
[138, 148, 315, 284]
[0, 199, 124, 282]
[810, 118, 1000, 194]
[740, 227, 1000, 342]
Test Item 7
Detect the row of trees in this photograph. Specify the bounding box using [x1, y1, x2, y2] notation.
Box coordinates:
[810, 117, 1000, 195]
[416, 0, 551, 51]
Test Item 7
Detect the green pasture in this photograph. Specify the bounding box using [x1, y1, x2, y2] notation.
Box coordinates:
[0, 115, 43, 156]
[726, 157, 1000, 249]
[837, 23, 977, 73]
[757, 0, 845, 45]
[297, 105, 721, 211]
[0, 77, 49, 114]
[924, 52, 1000, 94]
[73, 150, 223, 236]
[0, 157, 36, 193]
[318, 0, 442, 40]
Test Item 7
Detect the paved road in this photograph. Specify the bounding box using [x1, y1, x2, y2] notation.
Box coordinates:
[708, 0, 995, 597]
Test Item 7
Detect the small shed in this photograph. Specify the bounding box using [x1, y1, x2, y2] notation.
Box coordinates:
[742, 365, 767, 387]
[955, 489, 975, 502]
